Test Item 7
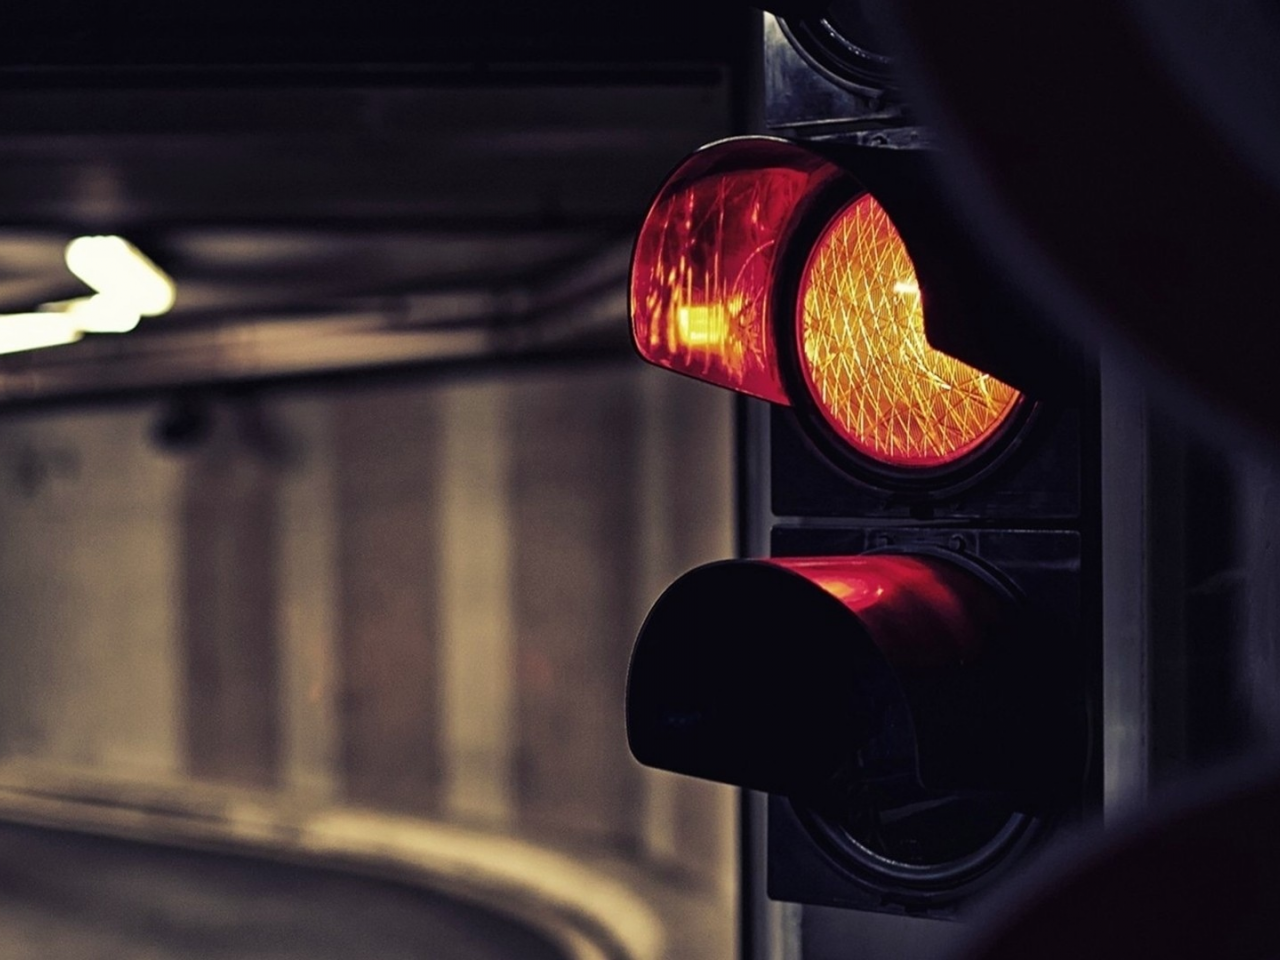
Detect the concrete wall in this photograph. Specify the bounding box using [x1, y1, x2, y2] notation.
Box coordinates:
[0, 359, 735, 888]
[0, 407, 185, 776]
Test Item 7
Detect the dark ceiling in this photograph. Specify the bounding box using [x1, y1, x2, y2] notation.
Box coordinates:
[0, 5, 744, 404]
[5, 1, 751, 71]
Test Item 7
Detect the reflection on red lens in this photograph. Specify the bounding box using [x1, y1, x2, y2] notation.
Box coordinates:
[769, 554, 1005, 669]
[631, 139, 847, 403]
[631, 167, 806, 404]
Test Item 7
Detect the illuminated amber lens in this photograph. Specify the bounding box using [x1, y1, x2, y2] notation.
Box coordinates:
[797, 194, 1022, 468]
[631, 167, 816, 404]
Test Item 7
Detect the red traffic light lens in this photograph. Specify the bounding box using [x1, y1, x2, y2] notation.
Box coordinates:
[769, 554, 1001, 668]
[796, 193, 1023, 468]
[626, 552, 1020, 798]
[630, 138, 846, 404]
[626, 547, 1081, 895]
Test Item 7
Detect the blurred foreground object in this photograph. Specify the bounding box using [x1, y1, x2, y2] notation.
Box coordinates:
[953, 756, 1280, 960]
[868, 0, 1280, 444]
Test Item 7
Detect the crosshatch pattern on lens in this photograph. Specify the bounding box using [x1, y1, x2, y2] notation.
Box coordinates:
[797, 194, 1022, 468]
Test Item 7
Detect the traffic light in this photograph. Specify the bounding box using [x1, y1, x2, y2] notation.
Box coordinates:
[623, 133, 1099, 916]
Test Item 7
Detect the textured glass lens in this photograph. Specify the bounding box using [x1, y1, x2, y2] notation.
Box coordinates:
[798, 194, 1022, 468]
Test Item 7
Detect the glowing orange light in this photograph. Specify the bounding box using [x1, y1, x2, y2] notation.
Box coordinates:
[797, 194, 1023, 468]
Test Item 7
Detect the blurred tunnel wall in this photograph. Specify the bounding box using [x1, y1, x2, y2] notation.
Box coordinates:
[0, 359, 734, 887]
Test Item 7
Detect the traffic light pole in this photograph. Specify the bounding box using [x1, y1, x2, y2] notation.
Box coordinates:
[1100, 361, 1155, 815]
[1101, 354, 1256, 813]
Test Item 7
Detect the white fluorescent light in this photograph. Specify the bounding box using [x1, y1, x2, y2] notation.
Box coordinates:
[61, 294, 142, 334]
[0, 234, 173, 356]
[0, 315, 83, 355]
[65, 235, 176, 317]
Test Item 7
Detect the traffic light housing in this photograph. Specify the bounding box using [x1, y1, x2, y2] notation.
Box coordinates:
[624, 133, 1100, 916]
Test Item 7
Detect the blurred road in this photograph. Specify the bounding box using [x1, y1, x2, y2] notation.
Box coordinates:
[0, 820, 569, 960]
